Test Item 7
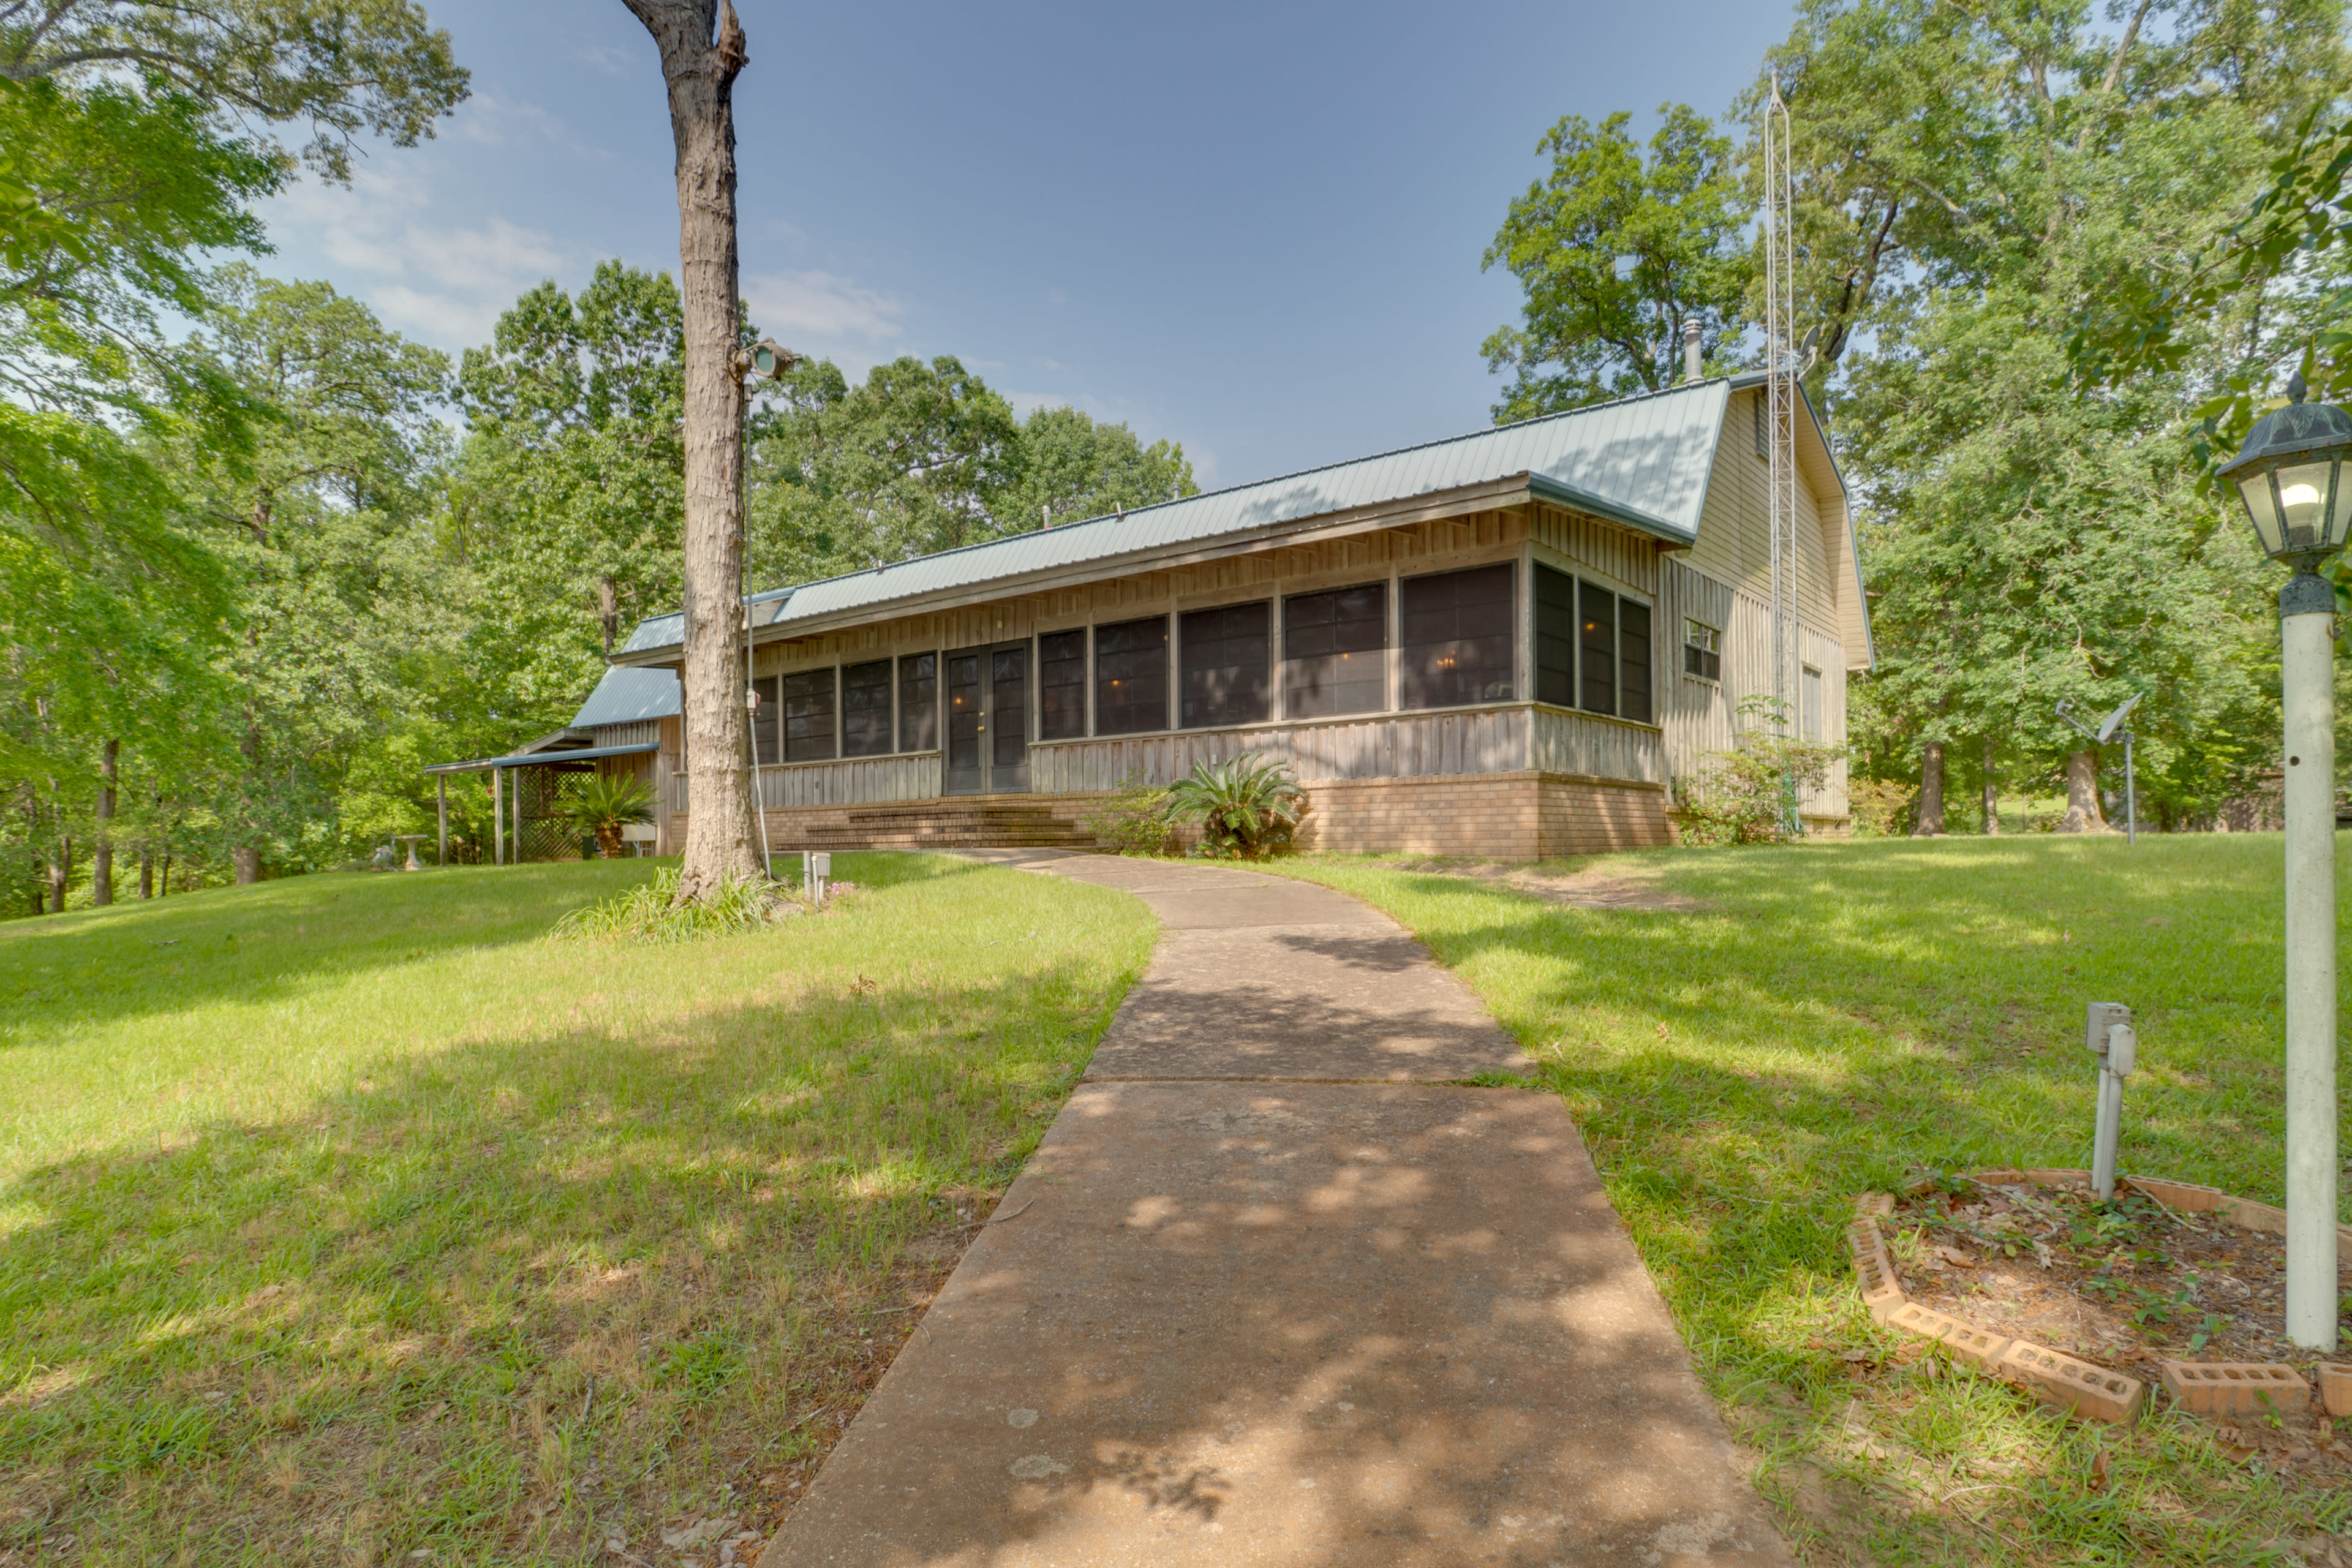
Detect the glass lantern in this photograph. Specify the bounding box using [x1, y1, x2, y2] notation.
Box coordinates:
[2215, 375, 2352, 562]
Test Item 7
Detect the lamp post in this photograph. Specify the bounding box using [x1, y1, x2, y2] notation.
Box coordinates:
[2215, 371, 2352, 1350]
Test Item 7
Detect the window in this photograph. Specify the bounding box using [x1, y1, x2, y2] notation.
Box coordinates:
[1802, 663, 1823, 741]
[1039, 630, 1087, 740]
[1095, 616, 1169, 735]
[1284, 582, 1387, 717]
[1533, 567, 1576, 707]
[1578, 579, 1617, 714]
[1683, 619, 1722, 682]
[1534, 566, 1653, 723]
[782, 668, 837, 762]
[1620, 598, 1653, 724]
[1180, 600, 1271, 728]
[842, 659, 892, 757]
[898, 652, 938, 751]
[750, 675, 782, 766]
[1400, 564, 1514, 709]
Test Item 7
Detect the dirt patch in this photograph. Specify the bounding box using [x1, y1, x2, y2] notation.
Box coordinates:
[1387, 858, 1706, 913]
[1892, 1177, 2352, 1470]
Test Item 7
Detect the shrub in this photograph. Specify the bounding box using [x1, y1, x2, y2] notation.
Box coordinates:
[1849, 778, 1915, 838]
[1166, 755, 1305, 859]
[1080, 774, 1178, 855]
[550, 868, 805, 944]
[557, 774, 658, 858]
[1675, 696, 1846, 846]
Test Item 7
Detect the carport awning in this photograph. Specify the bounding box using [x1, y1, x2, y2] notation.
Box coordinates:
[424, 742, 658, 775]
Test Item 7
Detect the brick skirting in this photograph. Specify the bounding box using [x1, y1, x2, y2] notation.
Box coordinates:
[1297, 771, 1670, 860]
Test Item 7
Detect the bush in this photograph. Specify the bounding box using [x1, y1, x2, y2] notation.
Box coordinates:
[550, 868, 806, 944]
[1849, 778, 1915, 838]
[1675, 696, 1846, 846]
[1166, 755, 1305, 859]
[557, 774, 658, 858]
[1080, 774, 1178, 856]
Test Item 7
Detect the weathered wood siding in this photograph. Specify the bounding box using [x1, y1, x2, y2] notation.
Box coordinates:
[1031, 706, 1531, 791]
[752, 753, 943, 809]
[1656, 555, 1849, 818]
[1530, 706, 1666, 784]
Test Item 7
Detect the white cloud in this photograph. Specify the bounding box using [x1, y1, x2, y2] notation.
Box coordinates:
[451, 92, 572, 149]
[1003, 390, 1072, 417]
[743, 270, 904, 342]
[569, 41, 638, 76]
[266, 165, 576, 348]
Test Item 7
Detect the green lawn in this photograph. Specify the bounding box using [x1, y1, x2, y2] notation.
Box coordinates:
[0, 855, 1156, 1567]
[1265, 835, 2352, 1567]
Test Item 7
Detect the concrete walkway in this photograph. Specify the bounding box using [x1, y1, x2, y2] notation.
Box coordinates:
[764, 853, 1787, 1568]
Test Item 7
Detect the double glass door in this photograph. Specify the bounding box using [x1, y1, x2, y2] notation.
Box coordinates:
[944, 642, 1030, 795]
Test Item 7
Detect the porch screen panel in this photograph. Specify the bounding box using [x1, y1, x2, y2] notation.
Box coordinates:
[1179, 600, 1270, 728]
[842, 659, 892, 757]
[1532, 565, 1576, 708]
[898, 652, 938, 751]
[1618, 600, 1653, 724]
[946, 654, 981, 770]
[782, 668, 837, 762]
[1400, 563, 1514, 709]
[1038, 630, 1087, 740]
[1094, 616, 1169, 735]
[1578, 579, 1617, 715]
[751, 676, 782, 766]
[1283, 582, 1385, 718]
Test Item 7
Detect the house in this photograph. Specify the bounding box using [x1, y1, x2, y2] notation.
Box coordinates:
[470, 373, 1868, 862]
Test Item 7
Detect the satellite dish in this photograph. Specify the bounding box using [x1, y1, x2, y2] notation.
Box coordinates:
[2095, 692, 2143, 744]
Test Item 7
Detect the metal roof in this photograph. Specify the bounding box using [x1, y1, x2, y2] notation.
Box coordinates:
[617, 377, 1735, 657]
[424, 741, 660, 774]
[570, 665, 681, 727]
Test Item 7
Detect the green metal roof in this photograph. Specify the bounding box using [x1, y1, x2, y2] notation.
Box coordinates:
[619, 377, 1735, 657]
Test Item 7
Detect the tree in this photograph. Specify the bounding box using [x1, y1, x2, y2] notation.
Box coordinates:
[1001, 405, 1198, 530]
[456, 262, 686, 674]
[1752, 0, 2348, 828]
[1481, 104, 1749, 419]
[620, 0, 761, 905]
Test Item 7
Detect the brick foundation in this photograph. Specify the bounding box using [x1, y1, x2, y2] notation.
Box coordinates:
[1298, 771, 1670, 860]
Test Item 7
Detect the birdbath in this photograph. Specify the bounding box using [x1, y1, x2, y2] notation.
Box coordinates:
[395, 834, 428, 872]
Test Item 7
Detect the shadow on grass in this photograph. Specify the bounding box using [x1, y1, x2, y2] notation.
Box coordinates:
[0, 859, 1118, 1564]
[0, 852, 999, 1051]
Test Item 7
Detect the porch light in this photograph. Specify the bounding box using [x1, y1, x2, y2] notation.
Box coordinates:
[2216, 372, 2352, 560]
[2214, 369, 2352, 1352]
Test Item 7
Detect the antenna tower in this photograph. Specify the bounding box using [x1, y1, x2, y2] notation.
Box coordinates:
[1761, 78, 1800, 742]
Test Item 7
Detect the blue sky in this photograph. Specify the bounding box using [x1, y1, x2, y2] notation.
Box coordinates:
[260, 1, 1793, 488]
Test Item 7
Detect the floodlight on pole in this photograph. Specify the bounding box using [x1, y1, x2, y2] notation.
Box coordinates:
[2057, 692, 2144, 845]
[2214, 370, 2352, 1351]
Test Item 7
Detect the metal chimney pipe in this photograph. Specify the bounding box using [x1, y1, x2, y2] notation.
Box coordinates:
[1683, 317, 1703, 383]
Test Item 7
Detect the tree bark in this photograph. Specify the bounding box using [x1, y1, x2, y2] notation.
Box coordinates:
[46, 834, 69, 913]
[1980, 737, 2000, 835]
[2061, 748, 2108, 832]
[233, 844, 261, 884]
[159, 852, 172, 896]
[138, 850, 153, 899]
[599, 574, 619, 657]
[624, 0, 763, 905]
[92, 738, 117, 905]
[1916, 741, 1947, 835]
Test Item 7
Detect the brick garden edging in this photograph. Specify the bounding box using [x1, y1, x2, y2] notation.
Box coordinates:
[1847, 1167, 2352, 1426]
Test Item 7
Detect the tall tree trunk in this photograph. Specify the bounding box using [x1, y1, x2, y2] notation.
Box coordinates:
[159, 852, 172, 897]
[233, 845, 261, 884]
[138, 850, 153, 900]
[1980, 737, 2000, 835]
[1916, 741, 1947, 835]
[92, 738, 116, 906]
[2061, 748, 2108, 832]
[599, 574, 619, 657]
[46, 834, 69, 913]
[624, 0, 762, 905]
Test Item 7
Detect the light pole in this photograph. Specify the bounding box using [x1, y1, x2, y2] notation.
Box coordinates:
[2215, 371, 2352, 1350]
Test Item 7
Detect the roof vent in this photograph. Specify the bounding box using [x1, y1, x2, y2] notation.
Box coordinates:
[1683, 317, 1703, 384]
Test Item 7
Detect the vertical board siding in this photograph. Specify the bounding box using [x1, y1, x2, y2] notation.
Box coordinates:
[1529, 707, 1665, 783]
[1030, 707, 1537, 791]
[1659, 556, 1850, 819]
[1685, 388, 1843, 633]
[1528, 503, 1661, 595]
[756, 754, 941, 809]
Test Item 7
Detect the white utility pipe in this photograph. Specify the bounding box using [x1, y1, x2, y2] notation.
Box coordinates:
[2282, 594, 2339, 1349]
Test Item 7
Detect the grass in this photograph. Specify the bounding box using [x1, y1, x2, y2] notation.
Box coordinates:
[0, 854, 1156, 1566]
[1261, 834, 2352, 1566]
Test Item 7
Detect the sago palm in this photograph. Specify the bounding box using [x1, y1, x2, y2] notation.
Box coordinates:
[1165, 755, 1305, 859]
